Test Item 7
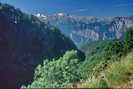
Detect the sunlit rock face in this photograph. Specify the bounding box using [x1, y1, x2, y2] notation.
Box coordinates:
[36, 13, 133, 46]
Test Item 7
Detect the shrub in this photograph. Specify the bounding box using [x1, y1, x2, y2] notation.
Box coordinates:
[22, 50, 82, 88]
[125, 28, 133, 50]
[77, 52, 133, 88]
[103, 40, 127, 58]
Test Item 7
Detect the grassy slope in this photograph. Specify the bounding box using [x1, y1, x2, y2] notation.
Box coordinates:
[75, 52, 133, 88]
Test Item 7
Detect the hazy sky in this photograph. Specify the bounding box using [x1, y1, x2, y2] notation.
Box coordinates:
[1, 0, 133, 17]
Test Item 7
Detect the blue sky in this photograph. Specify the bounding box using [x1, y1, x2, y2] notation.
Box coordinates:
[1, 0, 133, 17]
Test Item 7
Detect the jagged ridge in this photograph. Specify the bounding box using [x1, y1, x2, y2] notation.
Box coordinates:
[35, 13, 133, 45]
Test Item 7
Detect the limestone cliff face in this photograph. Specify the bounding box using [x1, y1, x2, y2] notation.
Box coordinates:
[35, 13, 133, 45]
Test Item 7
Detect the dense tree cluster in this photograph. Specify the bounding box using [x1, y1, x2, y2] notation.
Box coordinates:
[22, 50, 82, 88]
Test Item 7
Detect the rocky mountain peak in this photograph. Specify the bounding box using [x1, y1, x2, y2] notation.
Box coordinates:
[35, 14, 133, 46]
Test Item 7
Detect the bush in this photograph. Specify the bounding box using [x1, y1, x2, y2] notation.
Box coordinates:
[77, 52, 133, 88]
[103, 40, 127, 58]
[80, 40, 111, 56]
[125, 28, 133, 50]
[21, 50, 82, 88]
[102, 28, 133, 58]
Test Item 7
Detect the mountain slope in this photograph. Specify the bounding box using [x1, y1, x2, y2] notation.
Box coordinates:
[35, 13, 133, 46]
[75, 52, 133, 88]
[79, 40, 111, 56]
[22, 28, 133, 88]
[0, 3, 83, 89]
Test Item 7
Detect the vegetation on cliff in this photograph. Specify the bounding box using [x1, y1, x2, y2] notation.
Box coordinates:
[22, 28, 133, 88]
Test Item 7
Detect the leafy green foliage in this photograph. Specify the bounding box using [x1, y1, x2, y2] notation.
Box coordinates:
[125, 28, 133, 50]
[80, 40, 111, 56]
[22, 50, 82, 88]
[103, 28, 133, 58]
[76, 52, 133, 88]
[22, 27, 133, 88]
[103, 40, 128, 57]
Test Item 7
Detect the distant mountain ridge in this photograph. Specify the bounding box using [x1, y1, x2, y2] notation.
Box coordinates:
[34, 13, 133, 46]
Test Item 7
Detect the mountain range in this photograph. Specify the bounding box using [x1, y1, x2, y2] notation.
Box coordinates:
[34, 13, 133, 46]
[0, 2, 133, 89]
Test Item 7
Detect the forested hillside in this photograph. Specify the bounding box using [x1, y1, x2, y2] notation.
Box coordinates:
[22, 28, 133, 88]
[0, 3, 133, 89]
[0, 3, 84, 89]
